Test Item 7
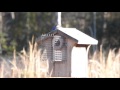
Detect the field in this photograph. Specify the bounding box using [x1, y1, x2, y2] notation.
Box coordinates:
[88, 46, 120, 78]
[0, 40, 119, 78]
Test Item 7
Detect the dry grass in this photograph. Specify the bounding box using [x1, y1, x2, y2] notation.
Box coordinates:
[0, 39, 119, 78]
[0, 37, 51, 78]
[88, 45, 120, 78]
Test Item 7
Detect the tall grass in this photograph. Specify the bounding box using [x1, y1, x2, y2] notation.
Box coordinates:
[88, 46, 120, 78]
[0, 38, 50, 78]
[0, 40, 119, 78]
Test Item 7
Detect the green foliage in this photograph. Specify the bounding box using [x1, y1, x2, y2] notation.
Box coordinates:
[2, 12, 55, 53]
[1, 12, 120, 55]
[0, 31, 17, 54]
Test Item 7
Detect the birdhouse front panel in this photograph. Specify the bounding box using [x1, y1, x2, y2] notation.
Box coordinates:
[40, 35, 67, 61]
[39, 34, 69, 77]
[52, 38, 76, 77]
[52, 35, 67, 61]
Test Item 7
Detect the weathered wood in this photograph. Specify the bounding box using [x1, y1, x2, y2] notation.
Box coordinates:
[66, 39, 76, 77]
[37, 27, 98, 78]
[50, 38, 76, 77]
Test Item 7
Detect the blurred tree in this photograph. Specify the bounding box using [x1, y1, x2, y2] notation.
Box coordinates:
[1, 12, 56, 53]
[1, 12, 120, 56]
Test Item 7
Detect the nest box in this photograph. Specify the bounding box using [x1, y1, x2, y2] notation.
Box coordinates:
[36, 27, 98, 77]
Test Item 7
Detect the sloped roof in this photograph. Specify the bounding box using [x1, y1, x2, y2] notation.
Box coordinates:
[57, 27, 98, 45]
[36, 27, 98, 45]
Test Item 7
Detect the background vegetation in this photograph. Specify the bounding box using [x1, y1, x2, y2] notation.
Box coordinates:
[0, 12, 120, 78]
[0, 12, 120, 55]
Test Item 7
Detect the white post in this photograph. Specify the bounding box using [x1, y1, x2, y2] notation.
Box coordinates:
[11, 12, 15, 19]
[57, 12, 61, 27]
[71, 47, 88, 78]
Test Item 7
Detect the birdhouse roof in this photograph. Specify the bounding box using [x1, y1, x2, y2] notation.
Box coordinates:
[57, 27, 98, 45]
[36, 27, 98, 45]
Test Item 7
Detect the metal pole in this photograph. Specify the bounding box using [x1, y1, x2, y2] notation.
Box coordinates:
[0, 13, 2, 54]
[93, 12, 97, 52]
[93, 12, 96, 39]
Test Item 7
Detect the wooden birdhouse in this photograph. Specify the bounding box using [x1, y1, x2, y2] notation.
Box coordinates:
[36, 26, 98, 78]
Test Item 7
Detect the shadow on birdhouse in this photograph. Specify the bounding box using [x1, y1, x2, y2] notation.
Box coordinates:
[36, 26, 98, 78]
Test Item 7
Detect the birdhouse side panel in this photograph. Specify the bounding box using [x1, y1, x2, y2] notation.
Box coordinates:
[40, 38, 53, 61]
[39, 38, 54, 76]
